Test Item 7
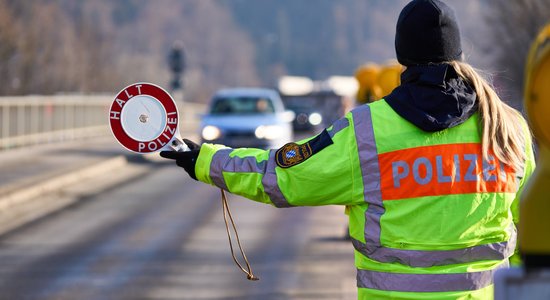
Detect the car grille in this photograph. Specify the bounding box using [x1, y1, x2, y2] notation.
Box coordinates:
[218, 129, 271, 148]
[225, 130, 256, 138]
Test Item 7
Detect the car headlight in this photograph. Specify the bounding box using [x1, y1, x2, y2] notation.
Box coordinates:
[255, 125, 283, 140]
[202, 125, 222, 141]
[308, 112, 323, 126]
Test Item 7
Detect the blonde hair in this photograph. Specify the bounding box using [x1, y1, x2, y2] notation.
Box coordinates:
[449, 61, 527, 172]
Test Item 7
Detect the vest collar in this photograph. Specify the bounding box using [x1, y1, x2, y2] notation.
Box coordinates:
[385, 64, 477, 132]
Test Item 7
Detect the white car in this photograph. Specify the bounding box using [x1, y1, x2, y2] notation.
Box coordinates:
[200, 88, 294, 149]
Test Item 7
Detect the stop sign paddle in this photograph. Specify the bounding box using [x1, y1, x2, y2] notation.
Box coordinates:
[109, 82, 188, 153]
[109, 83, 258, 280]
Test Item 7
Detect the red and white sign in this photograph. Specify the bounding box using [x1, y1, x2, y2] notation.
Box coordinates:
[110, 83, 179, 153]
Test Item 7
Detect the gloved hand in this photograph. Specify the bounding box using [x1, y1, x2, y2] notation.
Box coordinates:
[160, 139, 201, 180]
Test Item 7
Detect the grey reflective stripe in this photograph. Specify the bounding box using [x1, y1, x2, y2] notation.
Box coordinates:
[211, 150, 268, 174]
[262, 150, 292, 207]
[210, 149, 233, 191]
[265, 117, 348, 207]
[351, 230, 516, 268]
[357, 261, 508, 292]
[352, 105, 384, 249]
[351, 103, 516, 267]
[328, 117, 350, 138]
[210, 149, 291, 208]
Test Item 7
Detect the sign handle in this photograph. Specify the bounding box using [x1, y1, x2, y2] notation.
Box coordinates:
[169, 137, 190, 152]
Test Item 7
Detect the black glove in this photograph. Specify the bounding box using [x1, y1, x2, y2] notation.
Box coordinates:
[160, 139, 201, 180]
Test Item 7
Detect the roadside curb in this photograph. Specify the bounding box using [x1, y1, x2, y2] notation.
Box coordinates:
[0, 155, 128, 236]
[0, 133, 199, 236]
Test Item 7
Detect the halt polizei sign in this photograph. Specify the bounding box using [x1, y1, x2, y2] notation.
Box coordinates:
[109, 82, 188, 153]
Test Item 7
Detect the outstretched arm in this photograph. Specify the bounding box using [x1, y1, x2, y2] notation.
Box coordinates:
[164, 115, 364, 208]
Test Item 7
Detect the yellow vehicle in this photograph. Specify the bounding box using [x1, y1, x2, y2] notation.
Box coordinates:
[521, 22, 550, 268]
[354, 61, 402, 104]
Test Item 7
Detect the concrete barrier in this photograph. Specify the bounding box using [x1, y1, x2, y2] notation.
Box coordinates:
[0, 95, 206, 151]
[0, 155, 128, 235]
[0, 94, 206, 236]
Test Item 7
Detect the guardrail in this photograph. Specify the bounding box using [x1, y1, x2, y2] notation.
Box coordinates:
[0, 95, 205, 151]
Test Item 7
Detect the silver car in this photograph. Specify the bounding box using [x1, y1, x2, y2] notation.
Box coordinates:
[200, 88, 294, 149]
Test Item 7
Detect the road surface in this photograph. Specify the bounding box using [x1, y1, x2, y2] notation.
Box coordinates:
[0, 158, 356, 299]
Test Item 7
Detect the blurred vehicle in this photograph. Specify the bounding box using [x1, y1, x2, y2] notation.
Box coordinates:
[281, 90, 347, 133]
[200, 88, 294, 149]
[281, 96, 324, 132]
[278, 75, 353, 133]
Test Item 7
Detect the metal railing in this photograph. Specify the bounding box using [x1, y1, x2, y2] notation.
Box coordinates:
[0, 95, 205, 151]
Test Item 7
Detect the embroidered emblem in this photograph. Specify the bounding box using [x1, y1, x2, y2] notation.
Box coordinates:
[286, 150, 297, 159]
[276, 142, 312, 168]
[275, 129, 334, 169]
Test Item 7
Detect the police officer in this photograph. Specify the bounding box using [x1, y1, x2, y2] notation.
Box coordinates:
[161, 1, 536, 299]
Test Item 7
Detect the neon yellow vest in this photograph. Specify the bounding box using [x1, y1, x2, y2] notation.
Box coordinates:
[195, 99, 536, 299]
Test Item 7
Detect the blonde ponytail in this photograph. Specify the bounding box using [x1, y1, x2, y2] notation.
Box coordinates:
[450, 61, 527, 172]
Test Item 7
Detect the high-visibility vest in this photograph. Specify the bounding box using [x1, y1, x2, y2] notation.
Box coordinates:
[195, 99, 536, 299]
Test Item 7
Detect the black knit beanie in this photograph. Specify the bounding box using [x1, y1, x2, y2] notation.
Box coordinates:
[395, 0, 462, 66]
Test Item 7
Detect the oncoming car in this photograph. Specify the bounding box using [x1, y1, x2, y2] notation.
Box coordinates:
[200, 88, 294, 149]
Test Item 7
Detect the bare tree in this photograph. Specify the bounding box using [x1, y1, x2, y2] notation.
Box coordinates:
[485, 0, 550, 105]
[0, 0, 19, 94]
[0, 0, 259, 99]
[117, 1, 260, 101]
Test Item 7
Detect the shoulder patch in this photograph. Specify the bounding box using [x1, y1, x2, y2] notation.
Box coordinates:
[275, 129, 333, 168]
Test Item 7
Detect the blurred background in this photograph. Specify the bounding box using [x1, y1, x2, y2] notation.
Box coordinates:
[0, 0, 548, 105]
[0, 1, 549, 299]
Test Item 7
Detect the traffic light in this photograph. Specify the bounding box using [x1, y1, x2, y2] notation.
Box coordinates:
[168, 41, 185, 91]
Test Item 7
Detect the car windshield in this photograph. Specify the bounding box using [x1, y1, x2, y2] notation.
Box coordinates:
[210, 97, 275, 114]
[283, 96, 318, 109]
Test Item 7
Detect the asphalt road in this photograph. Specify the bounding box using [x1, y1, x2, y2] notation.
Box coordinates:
[0, 159, 356, 299]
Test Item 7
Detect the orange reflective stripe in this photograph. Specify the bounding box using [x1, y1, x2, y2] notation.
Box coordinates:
[378, 143, 517, 200]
